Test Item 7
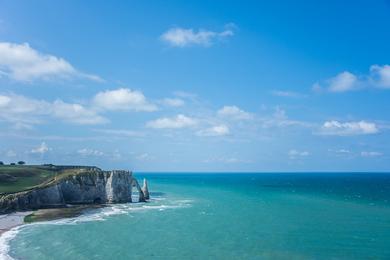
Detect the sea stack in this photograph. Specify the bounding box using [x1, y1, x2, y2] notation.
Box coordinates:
[142, 178, 150, 200]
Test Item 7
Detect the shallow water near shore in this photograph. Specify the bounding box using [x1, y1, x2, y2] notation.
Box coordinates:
[2, 173, 390, 259]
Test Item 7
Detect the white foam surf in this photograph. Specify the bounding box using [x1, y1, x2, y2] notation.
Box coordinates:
[0, 226, 22, 260]
[0, 196, 193, 259]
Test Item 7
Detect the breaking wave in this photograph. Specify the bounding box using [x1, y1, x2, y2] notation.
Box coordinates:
[0, 195, 193, 259]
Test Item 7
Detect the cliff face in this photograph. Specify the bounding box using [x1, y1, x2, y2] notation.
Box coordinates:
[0, 169, 147, 214]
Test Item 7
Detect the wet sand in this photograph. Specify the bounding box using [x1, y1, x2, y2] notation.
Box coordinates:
[0, 212, 32, 236]
[0, 205, 104, 238]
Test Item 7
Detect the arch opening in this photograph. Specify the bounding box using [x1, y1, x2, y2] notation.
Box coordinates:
[93, 197, 102, 204]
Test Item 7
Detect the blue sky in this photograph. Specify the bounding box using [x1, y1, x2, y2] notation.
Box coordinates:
[0, 0, 390, 172]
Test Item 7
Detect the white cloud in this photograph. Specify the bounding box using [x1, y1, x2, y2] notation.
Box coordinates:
[0, 94, 50, 126]
[146, 114, 197, 129]
[328, 72, 358, 92]
[5, 150, 17, 157]
[161, 24, 234, 47]
[0, 95, 11, 106]
[93, 88, 157, 112]
[0, 42, 102, 82]
[288, 149, 310, 159]
[31, 142, 50, 154]
[135, 153, 154, 161]
[328, 149, 354, 157]
[173, 91, 197, 99]
[51, 100, 107, 125]
[196, 124, 230, 137]
[361, 151, 383, 157]
[258, 107, 311, 129]
[0, 94, 48, 114]
[320, 120, 378, 136]
[314, 71, 358, 93]
[161, 98, 185, 107]
[203, 157, 251, 164]
[0, 93, 107, 127]
[370, 65, 390, 88]
[77, 148, 104, 157]
[1, 89, 158, 127]
[312, 64, 390, 93]
[335, 149, 351, 154]
[217, 105, 253, 120]
[93, 129, 144, 137]
[271, 90, 305, 98]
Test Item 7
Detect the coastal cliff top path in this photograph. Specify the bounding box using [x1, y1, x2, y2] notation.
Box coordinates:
[0, 165, 100, 195]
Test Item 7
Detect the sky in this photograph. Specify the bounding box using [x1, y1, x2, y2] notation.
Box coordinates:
[0, 0, 390, 172]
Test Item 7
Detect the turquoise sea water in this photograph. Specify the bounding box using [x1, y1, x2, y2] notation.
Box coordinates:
[2, 173, 390, 259]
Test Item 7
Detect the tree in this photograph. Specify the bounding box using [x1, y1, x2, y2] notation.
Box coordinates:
[0, 161, 4, 165]
[10, 163, 16, 165]
[18, 161, 26, 165]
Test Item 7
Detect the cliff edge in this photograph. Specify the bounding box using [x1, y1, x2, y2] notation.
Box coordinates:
[0, 167, 148, 214]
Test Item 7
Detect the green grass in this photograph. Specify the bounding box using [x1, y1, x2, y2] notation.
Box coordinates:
[0, 165, 101, 195]
[0, 165, 59, 194]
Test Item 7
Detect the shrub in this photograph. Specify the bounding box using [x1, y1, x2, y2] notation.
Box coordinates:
[17, 161, 26, 165]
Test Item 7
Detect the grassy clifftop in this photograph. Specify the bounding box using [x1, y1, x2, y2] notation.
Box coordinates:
[0, 165, 99, 195]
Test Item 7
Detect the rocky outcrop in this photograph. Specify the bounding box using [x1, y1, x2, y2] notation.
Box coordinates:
[142, 178, 150, 200]
[0, 169, 148, 214]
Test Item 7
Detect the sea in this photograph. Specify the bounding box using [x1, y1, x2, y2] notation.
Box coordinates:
[1, 173, 390, 259]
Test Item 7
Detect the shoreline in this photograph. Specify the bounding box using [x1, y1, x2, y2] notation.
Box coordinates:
[0, 211, 32, 236]
[0, 204, 105, 237]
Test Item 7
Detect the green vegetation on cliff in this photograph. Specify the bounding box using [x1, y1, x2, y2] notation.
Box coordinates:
[0, 165, 98, 195]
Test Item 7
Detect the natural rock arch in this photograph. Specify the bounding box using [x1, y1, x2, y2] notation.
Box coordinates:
[131, 178, 145, 202]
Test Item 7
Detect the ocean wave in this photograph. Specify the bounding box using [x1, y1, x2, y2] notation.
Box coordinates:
[0, 226, 22, 260]
[0, 197, 193, 259]
[27, 198, 192, 226]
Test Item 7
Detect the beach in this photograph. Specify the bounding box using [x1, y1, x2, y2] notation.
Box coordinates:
[0, 211, 31, 236]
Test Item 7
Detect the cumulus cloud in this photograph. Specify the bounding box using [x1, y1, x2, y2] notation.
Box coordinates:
[146, 114, 197, 129]
[203, 157, 251, 164]
[0, 95, 11, 106]
[196, 124, 230, 137]
[161, 24, 234, 47]
[93, 129, 144, 137]
[361, 151, 383, 157]
[335, 149, 351, 154]
[31, 142, 50, 154]
[271, 90, 306, 98]
[0, 93, 107, 127]
[312, 64, 390, 93]
[161, 98, 185, 107]
[369, 65, 390, 88]
[93, 88, 157, 112]
[0, 93, 51, 127]
[258, 107, 312, 129]
[77, 148, 104, 157]
[0, 42, 102, 82]
[135, 153, 155, 161]
[313, 71, 358, 93]
[328, 72, 358, 92]
[288, 149, 310, 159]
[6, 150, 17, 157]
[0, 89, 159, 128]
[51, 100, 107, 125]
[319, 120, 378, 136]
[217, 105, 253, 120]
[173, 91, 197, 99]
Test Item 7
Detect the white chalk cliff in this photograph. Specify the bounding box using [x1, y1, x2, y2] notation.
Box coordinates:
[0, 168, 148, 214]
